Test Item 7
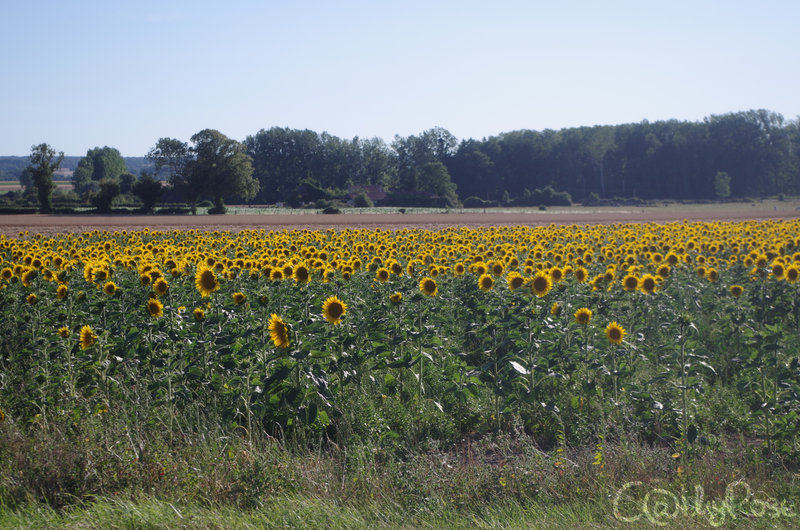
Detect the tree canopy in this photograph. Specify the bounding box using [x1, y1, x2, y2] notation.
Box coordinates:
[27, 143, 64, 213]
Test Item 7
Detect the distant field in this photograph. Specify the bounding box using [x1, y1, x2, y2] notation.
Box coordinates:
[0, 181, 71, 192]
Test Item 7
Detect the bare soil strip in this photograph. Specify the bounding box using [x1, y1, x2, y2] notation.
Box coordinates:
[1, 209, 798, 236]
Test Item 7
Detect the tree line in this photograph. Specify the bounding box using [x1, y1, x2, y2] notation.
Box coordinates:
[16, 109, 800, 213]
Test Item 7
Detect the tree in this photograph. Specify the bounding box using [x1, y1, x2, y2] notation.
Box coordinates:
[714, 171, 731, 200]
[27, 143, 64, 213]
[131, 172, 163, 212]
[189, 129, 258, 213]
[146, 137, 198, 211]
[91, 178, 120, 213]
[417, 161, 459, 207]
[72, 146, 127, 199]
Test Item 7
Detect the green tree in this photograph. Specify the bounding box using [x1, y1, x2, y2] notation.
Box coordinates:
[146, 137, 200, 211]
[90, 178, 120, 213]
[131, 172, 163, 212]
[714, 171, 731, 200]
[72, 146, 127, 199]
[27, 143, 64, 213]
[190, 129, 258, 213]
[417, 161, 459, 207]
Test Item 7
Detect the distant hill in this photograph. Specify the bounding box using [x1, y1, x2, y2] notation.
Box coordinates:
[0, 156, 152, 181]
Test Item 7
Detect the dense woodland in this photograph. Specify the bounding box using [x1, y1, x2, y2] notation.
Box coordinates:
[4, 109, 800, 211]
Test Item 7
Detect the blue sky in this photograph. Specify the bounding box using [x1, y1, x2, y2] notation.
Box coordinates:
[2, 0, 798, 156]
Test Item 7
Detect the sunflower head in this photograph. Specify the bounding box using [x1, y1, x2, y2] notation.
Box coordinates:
[550, 302, 561, 316]
[419, 277, 438, 297]
[786, 265, 800, 284]
[146, 297, 164, 318]
[153, 278, 169, 296]
[195, 266, 220, 297]
[268, 313, 290, 348]
[26, 293, 37, 305]
[730, 285, 744, 297]
[506, 272, 525, 292]
[478, 273, 494, 292]
[574, 267, 588, 283]
[622, 274, 639, 292]
[103, 281, 118, 296]
[193, 308, 206, 321]
[707, 268, 718, 283]
[56, 284, 68, 299]
[322, 296, 347, 325]
[79, 325, 97, 350]
[771, 261, 785, 279]
[574, 307, 592, 325]
[390, 291, 403, 304]
[530, 272, 552, 297]
[605, 322, 626, 345]
[376, 267, 390, 283]
[293, 265, 311, 284]
[640, 274, 658, 294]
[232, 292, 247, 305]
[57, 326, 70, 338]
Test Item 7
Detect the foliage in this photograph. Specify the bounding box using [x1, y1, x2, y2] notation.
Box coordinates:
[131, 172, 163, 213]
[26, 143, 64, 213]
[72, 147, 127, 199]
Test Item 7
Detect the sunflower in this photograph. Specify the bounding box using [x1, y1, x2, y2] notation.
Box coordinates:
[147, 297, 164, 318]
[56, 284, 68, 299]
[506, 271, 525, 292]
[26, 293, 37, 305]
[57, 326, 70, 338]
[490, 261, 504, 277]
[786, 265, 800, 284]
[153, 277, 169, 296]
[195, 265, 220, 297]
[268, 313, 290, 348]
[656, 264, 671, 279]
[530, 272, 552, 297]
[550, 302, 561, 316]
[231, 292, 246, 305]
[103, 281, 118, 296]
[549, 267, 564, 283]
[453, 263, 466, 276]
[193, 308, 206, 321]
[622, 274, 639, 292]
[695, 266, 707, 279]
[706, 268, 718, 283]
[293, 264, 311, 284]
[605, 322, 626, 345]
[322, 296, 347, 324]
[419, 277, 438, 297]
[0, 267, 12, 281]
[478, 273, 494, 292]
[575, 307, 592, 325]
[79, 325, 97, 350]
[139, 274, 151, 287]
[729, 285, 744, 298]
[375, 267, 390, 283]
[390, 291, 403, 304]
[270, 269, 284, 281]
[639, 274, 658, 294]
[21, 268, 37, 287]
[771, 261, 785, 279]
[574, 267, 588, 283]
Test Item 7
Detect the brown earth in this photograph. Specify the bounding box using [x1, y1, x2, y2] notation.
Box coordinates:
[1, 209, 799, 236]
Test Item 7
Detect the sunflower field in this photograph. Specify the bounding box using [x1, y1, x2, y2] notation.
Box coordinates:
[2, 219, 800, 477]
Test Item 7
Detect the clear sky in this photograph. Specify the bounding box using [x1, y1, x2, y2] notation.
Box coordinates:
[2, 0, 799, 156]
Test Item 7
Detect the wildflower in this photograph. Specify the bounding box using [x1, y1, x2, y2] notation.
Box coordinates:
[575, 307, 592, 325]
[79, 325, 97, 350]
[605, 322, 626, 345]
[268, 314, 290, 348]
[322, 296, 347, 324]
